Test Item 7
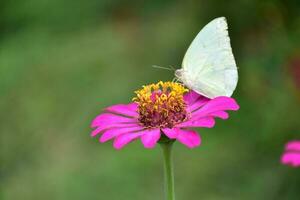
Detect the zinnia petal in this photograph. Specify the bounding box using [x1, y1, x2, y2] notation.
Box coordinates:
[191, 96, 239, 118]
[113, 132, 144, 150]
[187, 111, 229, 123]
[285, 140, 300, 151]
[91, 127, 104, 137]
[141, 129, 161, 148]
[176, 129, 201, 148]
[162, 128, 178, 139]
[105, 103, 138, 117]
[100, 126, 144, 142]
[184, 90, 202, 105]
[210, 111, 229, 119]
[187, 97, 209, 112]
[91, 123, 139, 137]
[91, 113, 136, 128]
[281, 152, 300, 167]
[177, 117, 215, 128]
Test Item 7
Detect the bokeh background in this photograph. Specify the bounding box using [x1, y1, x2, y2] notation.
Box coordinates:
[1, 0, 300, 199]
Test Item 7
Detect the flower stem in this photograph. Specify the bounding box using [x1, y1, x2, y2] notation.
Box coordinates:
[160, 141, 175, 200]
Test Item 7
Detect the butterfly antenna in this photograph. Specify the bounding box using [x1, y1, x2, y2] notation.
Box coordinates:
[152, 65, 174, 71]
[169, 65, 176, 70]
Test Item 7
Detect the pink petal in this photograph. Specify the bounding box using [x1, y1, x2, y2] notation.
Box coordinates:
[105, 103, 138, 117]
[189, 111, 229, 121]
[176, 129, 201, 148]
[163, 128, 201, 148]
[162, 128, 178, 139]
[191, 96, 239, 118]
[113, 132, 144, 150]
[285, 140, 300, 151]
[210, 111, 229, 119]
[91, 113, 136, 128]
[184, 90, 201, 105]
[177, 117, 215, 128]
[100, 126, 144, 143]
[91, 123, 139, 137]
[281, 152, 300, 167]
[187, 97, 210, 112]
[141, 129, 161, 148]
[91, 127, 104, 137]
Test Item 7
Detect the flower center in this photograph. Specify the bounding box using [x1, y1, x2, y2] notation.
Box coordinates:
[133, 81, 188, 128]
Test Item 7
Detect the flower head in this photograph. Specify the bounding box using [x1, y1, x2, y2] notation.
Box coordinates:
[91, 81, 239, 149]
[281, 140, 300, 167]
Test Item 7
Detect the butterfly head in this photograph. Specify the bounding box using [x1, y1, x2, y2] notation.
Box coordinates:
[175, 69, 194, 90]
[174, 69, 183, 79]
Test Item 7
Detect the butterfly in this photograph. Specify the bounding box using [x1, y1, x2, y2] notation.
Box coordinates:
[175, 17, 238, 99]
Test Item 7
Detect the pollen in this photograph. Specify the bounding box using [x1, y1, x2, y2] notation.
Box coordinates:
[133, 81, 189, 128]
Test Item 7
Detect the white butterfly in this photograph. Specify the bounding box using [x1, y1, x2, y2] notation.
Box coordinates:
[175, 17, 238, 99]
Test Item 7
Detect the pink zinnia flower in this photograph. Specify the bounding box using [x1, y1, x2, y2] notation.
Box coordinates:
[91, 81, 239, 149]
[281, 140, 300, 167]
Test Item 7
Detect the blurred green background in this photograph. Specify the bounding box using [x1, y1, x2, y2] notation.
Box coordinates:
[1, 0, 300, 199]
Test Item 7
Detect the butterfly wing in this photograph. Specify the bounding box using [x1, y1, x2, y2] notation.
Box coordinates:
[180, 17, 238, 98]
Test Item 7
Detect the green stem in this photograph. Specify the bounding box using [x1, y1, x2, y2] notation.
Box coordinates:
[160, 141, 175, 200]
